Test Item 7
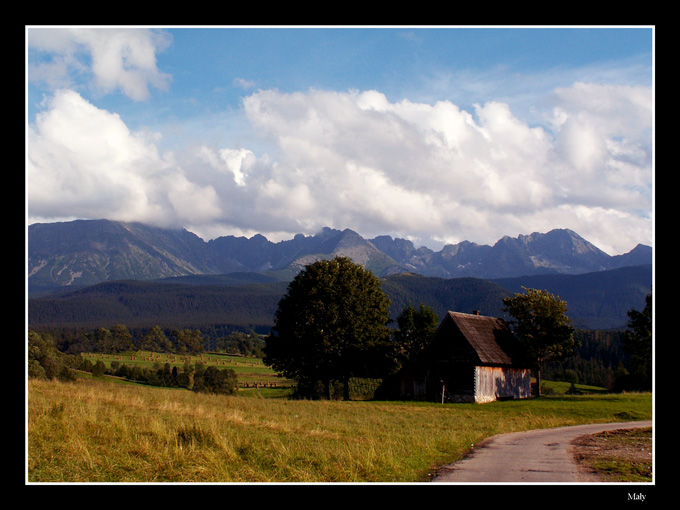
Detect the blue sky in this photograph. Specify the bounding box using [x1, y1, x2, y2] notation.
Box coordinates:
[26, 26, 654, 254]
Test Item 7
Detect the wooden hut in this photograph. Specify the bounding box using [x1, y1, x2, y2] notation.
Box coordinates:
[378, 311, 531, 403]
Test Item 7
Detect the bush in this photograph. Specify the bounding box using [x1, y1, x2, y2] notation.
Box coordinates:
[193, 366, 237, 395]
[28, 330, 78, 382]
[80, 358, 93, 372]
[91, 360, 107, 378]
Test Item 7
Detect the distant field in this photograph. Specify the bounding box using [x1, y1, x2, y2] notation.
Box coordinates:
[81, 350, 290, 392]
[541, 380, 610, 395]
[28, 376, 652, 483]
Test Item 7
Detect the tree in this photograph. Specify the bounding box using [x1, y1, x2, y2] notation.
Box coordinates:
[172, 329, 204, 355]
[218, 331, 263, 356]
[28, 330, 61, 380]
[28, 330, 77, 382]
[194, 366, 238, 395]
[111, 324, 134, 353]
[502, 287, 577, 396]
[140, 326, 173, 353]
[623, 293, 652, 391]
[264, 256, 393, 400]
[394, 303, 438, 363]
[91, 360, 107, 378]
[92, 327, 112, 353]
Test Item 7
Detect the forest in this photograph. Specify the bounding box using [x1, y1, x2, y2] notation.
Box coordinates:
[28, 265, 652, 332]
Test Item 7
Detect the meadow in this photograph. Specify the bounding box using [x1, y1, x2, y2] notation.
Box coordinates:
[81, 350, 289, 392]
[27, 373, 652, 483]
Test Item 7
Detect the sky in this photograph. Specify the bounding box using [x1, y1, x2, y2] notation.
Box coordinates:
[26, 26, 654, 255]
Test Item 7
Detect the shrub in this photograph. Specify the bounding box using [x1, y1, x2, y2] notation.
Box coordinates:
[193, 366, 237, 395]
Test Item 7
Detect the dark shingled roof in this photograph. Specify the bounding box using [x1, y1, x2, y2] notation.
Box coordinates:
[430, 311, 524, 366]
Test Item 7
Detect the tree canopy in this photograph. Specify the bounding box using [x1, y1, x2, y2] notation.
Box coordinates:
[502, 287, 577, 396]
[394, 303, 438, 363]
[28, 330, 78, 382]
[263, 257, 393, 400]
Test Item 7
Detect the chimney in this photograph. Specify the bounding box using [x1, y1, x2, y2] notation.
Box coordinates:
[472, 310, 481, 316]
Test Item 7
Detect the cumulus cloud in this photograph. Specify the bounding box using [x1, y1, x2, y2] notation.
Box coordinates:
[27, 90, 222, 228]
[237, 86, 652, 253]
[27, 82, 652, 255]
[28, 27, 171, 101]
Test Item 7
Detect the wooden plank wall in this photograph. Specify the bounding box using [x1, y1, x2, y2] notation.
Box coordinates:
[475, 366, 531, 403]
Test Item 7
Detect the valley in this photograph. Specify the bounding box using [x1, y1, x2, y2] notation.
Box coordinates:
[26, 219, 653, 393]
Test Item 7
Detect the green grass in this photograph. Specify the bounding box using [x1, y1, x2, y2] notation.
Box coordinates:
[81, 350, 291, 392]
[591, 459, 652, 482]
[27, 377, 652, 483]
[541, 380, 610, 395]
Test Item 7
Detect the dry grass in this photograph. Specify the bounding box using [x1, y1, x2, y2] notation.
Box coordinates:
[27, 378, 652, 483]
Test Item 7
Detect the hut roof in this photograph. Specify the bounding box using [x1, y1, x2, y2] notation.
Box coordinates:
[428, 311, 525, 366]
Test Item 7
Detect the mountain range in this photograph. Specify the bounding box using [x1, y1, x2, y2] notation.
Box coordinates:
[27, 219, 653, 331]
[28, 219, 652, 294]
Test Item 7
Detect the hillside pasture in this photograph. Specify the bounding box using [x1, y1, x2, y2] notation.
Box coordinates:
[81, 350, 290, 392]
[28, 377, 652, 483]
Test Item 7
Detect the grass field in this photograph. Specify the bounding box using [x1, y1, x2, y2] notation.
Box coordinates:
[27, 374, 652, 483]
[81, 350, 290, 391]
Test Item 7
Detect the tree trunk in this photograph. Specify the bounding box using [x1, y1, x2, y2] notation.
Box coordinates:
[534, 368, 541, 397]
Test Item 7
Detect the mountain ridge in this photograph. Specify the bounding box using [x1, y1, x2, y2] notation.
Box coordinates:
[28, 219, 652, 293]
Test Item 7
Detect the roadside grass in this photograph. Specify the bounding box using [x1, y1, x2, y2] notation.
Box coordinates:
[27, 377, 652, 483]
[591, 459, 652, 482]
[576, 427, 653, 482]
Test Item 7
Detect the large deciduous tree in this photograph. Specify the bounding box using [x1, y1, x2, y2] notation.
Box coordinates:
[264, 257, 393, 400]
[503, 287, 577, 396]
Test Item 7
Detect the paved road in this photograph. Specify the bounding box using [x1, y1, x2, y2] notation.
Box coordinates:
[431, 420, 653, 483]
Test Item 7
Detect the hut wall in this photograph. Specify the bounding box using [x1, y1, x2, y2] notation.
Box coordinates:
[399, 375, 427, 400]
[474, 366, 531, 403]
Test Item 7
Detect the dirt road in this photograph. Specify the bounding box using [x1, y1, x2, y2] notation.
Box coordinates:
[430, 421, 653, 483]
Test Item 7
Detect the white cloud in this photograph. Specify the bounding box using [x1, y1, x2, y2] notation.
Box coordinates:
[219, 148, 255, 187]
[27, 82, 653, 256]
[237, 86, 651, 253]
[28, 27, 171, 101]
[27, 90, 221, 228]
[233, 77, 256, 90]
[547, 82, 653, 213]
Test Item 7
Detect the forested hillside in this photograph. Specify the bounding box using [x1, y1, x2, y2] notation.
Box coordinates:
[29, 264, 651, 333]
[492, 264, 652, 329]
[28, 279, 289, 332]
